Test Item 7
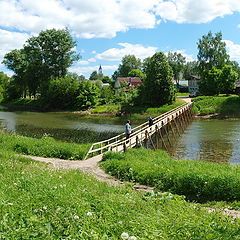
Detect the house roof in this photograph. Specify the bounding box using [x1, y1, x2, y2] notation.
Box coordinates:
[117, 77, 142, 87]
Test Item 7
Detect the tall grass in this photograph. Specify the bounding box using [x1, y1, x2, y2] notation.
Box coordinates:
[0, 149, 240, 239]
[193, 95, 240, 116]
[101, 148, 240, 202]
[0, 133, 90, 160]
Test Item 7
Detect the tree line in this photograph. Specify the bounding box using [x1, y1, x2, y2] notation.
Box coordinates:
[0, 29, 239, 111]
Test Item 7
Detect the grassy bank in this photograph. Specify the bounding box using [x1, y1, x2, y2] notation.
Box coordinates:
[0, 133, 90, 160]
[0, 149, 240, 239]
[101, 148, 240, 202]
[193, 95, 240, 116]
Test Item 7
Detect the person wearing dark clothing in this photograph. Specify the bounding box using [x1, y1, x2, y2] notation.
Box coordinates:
[125, 120, 132, 139]
[148, 116, 153, 127]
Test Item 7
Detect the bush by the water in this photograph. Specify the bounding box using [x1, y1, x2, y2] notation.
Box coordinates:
[193, 95, 240, 116]
[0, 133, 90, 160]
[101, 148, 240, 202]
[0, 149, 240, 239]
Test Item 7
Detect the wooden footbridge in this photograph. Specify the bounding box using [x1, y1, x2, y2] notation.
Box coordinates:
[84, 102, 193, 160]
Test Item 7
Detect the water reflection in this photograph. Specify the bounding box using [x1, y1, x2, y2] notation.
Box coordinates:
[0, 109, 125, 143]
[173, 119, 240, 164]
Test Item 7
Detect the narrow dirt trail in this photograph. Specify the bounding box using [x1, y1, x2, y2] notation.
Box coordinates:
[24, 154, 154, 192]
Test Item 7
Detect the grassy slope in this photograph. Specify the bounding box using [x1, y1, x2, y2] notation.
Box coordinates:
[101, 148, 240, 202]
[193, 95, 240, 116]
[0, 149, 240, 239]
[0, 133, 90, 160]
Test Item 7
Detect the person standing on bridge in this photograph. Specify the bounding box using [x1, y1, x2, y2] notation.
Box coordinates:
[148, 116, 153, 127]
[125, 120, 132, 139]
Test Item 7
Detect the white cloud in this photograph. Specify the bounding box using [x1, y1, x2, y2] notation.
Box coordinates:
[155, 0, 240, 24]
[77, 60, 90, 65]
[0, 29, 30, 61]
[224, 40, 240, 61]
[93, 43, 158, 62]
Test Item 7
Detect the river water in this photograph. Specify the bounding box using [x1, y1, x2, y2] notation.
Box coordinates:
[0, 106, 240, 164]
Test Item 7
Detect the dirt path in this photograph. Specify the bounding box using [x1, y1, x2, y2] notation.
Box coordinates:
[177, 96, 192, 103]
[24, 154, 154, 192]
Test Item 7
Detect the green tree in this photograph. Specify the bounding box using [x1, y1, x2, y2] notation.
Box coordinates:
[76, 80, 99, 110]
[3, 28, 79, 98]
[183, 61, 199, 79]
[102, 76, 112, 84]
[199, 67, 222, 95]
[89, 71, 98, 80]
[117, 55, 142, 77]
[219, 65, 238, 94]
[128, 69, 146, 80]
[197, 31, 229, 72]
[167, 52, 186, 87]
[0, 72, 10, 102]
[141, 52, 175, 106]
[43, 76, 79, 109]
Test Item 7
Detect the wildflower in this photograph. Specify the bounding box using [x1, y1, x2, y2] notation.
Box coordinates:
[87, 212, 93, 216]
[54, 186, 57, 189]
[6, 202, 13, 206]
[43, 206, 47, 210]
[129, 236, 137, 240]
[56, 207, 61, 212]
[118, 221, 123, 224]
[59, 176, 62, 179]
[204, 182, 208, 184]
[121, 232, 129, 239]
[73, 215, 79, 220]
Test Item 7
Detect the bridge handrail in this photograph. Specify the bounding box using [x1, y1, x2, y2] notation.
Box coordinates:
[84, 102, 192, 159]
[90, 103, 189, 147]
[108, 102, 192, 149]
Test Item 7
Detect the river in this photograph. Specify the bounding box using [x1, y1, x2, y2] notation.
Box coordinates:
[0, 106, 240, 164]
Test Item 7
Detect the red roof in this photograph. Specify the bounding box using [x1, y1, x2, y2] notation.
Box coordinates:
[117, 77, 142, 87]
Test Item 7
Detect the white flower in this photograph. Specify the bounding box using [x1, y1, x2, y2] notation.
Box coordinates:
[129, 236, 137, 240]
[87, 212, 93, 216]
[43, 206, 47, 210]
[121, 232, 129, 239]
[6, 202, 13, 206]
[59, 176, 62, 179]
[73, 215, 79, 220]
[118, 221, 123, 224]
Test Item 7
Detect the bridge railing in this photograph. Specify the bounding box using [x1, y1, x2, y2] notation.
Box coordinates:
[84, 102, 193, 159]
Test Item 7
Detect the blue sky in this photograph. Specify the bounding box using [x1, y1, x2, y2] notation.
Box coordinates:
[0, 0, 240, 78]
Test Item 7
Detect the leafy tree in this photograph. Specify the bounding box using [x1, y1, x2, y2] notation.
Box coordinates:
[141, 52, 175, 106]
[117, 55, 142, 77]
[43, 76, 79, 109]
[79, 75, 86, 81]
[128, 69, 146, 80]
[197, 31, 229, 72]
[142, 57, 151, 74]
[3, 28, 79, 98]
[76, 80, 99, 110]
[102, 76, 112, 84]
[167, 52, 186, 87]
[111, 70, 120, 81]
[0, 72, 10, 101]
[229, 61, 240, 78]
[219, 65, 238, 94]
[89, 71, 98, 80]
[199, 67, 222, 95]
[183, 61, 199, 79]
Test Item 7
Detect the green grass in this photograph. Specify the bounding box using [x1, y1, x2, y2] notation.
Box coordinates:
[91, 104, 121, 114]
[6, 98, 43, 107]
[0, 149, 240, 239]
[123, 98, 185, 118]
[101, 148, 240, 202]
[176, 92, 189, 97]
[193, 95, 240, 116]
[0, 133, 90, 160]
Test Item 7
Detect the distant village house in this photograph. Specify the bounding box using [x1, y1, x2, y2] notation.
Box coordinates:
[114, 77, 142, 91]
[187, 75, 201, 97]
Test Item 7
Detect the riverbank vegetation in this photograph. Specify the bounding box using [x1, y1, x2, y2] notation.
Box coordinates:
[101, 148, 240, 202]
[0, 133, 89, 160]
[193, 95, 240, 116]
[1, 149, 240, 239]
